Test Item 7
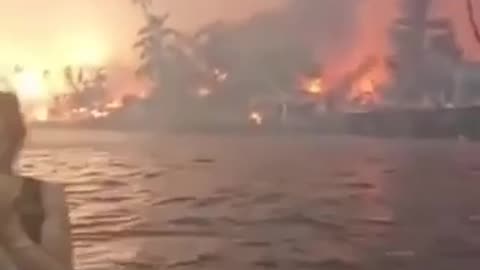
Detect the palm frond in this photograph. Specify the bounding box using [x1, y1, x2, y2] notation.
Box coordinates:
[133, 37, 151, 49]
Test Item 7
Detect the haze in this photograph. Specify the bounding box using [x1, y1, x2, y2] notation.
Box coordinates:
[0, 0, 285, 70]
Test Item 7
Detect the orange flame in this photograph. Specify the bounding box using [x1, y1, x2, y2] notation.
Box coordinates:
[350, 76, 379, 105]
[197, 87, 212, 98]
[301, 77, 324, 95]
[249, 111, 263, 126]
[0, 65, 148, 123]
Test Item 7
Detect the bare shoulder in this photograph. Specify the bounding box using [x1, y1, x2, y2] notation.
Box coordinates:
[0, 246, 16, 270]
[40, 182, 69, 217]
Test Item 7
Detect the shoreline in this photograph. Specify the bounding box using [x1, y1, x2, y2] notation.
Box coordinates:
[29, 105, 480, 141]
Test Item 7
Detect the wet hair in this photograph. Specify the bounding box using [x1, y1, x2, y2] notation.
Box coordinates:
[0, 93, 44, 243]
[0, 92, 26, 172]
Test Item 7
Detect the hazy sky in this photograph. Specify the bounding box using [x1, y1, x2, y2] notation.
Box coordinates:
[0, 0, 285, 70]
[0, 0, 479, 71]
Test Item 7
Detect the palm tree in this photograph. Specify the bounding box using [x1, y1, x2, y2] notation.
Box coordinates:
[63, 66, 107, 109]
[131, 0, 152, 14]
[133, 13, 179, 78]
[132, 2, 215, 126]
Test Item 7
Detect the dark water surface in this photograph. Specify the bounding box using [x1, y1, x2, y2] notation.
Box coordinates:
[20, 129, 480, 269]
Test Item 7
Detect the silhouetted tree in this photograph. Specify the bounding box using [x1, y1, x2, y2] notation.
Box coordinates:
[131, 0, 152, 14]
[132, 1, 218, 127]
[63, 66, 107, 109]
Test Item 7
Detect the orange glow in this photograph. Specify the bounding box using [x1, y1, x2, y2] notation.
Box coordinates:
[350, 76, 379, 105]
[90, 109, 109, 119]
[31, 107, 49, 122]
[64, 35, 109, 67]
[316, 0, 394, 99]
[302, 77, 324, 95]
[105, 100, 123, 109]
[12, 70, 48, 102]
[249, 111, 263, 126]
[197, 87, 212, 98]
[0, 63, 148, 123]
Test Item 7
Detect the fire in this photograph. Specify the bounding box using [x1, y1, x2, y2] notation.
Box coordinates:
[302, 77, 324, 95]
[213, 69, 228, 82]
[350, 76, 379, 105]
[0, 32, 140, 123]
[90, 109, 109, 119]
[31, 107, 49, 122]
[0, 64, 148, 123]
[356, 77, 375, 95]
[73, 107, 88, 114]
[249, 111, 263, 126]
[12, 70, 49, 102]
[105, 100, 123, 109]
[69, 106, 111, 120]
[197, 87, 212, 98]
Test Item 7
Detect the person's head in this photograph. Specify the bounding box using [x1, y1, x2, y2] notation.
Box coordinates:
[0, 92, 26, 173]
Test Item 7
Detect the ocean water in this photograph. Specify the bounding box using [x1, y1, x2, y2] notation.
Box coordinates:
[19, 129, 480, 270]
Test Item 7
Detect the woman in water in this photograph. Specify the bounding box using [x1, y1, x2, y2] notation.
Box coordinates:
[0, 92, 73, 270]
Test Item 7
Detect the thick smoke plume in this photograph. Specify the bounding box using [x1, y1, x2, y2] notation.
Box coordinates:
[135, 0, 379, 126]
[132, 0, 480, 127]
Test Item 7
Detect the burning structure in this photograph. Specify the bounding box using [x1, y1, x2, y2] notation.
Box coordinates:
[0, 65, 146, 124]
[98, 0, 480, 133]
[5, 0, 480, 136]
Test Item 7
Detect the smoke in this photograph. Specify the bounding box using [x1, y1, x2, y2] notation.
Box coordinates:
[199, 0, 399, 105]
[434, 0, 480, 60]
[132, 0, 480, 128]
[136, 0, 399, 127]
[197, 0, 368, 94]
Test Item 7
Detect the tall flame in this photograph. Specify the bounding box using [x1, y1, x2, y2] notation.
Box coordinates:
[350, 77, 378, 105]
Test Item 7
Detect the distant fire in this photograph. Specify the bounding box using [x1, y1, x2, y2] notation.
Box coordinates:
[90, 109, 109, 119]
[0, 65, 147, 123]
[32, 107, 49, 122]
[213, 69, 228, 82]
[197, 87, 212, 98]
[349, 77, 379, 105]
[301, 77, 324, 95]
[297, 60, 387, 110]
[105, 100, 123, 110]
[249, 111, 263, 126]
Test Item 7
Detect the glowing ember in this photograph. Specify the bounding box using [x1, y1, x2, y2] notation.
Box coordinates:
[214, 69, 228, 82]
[303, 77, 324, 95]
[249, 111, 263, 126]
[197, 87, 212, 98]
[90, 109, 109, 119]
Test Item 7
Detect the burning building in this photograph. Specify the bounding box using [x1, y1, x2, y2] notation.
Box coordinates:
[6, 0, 480, 134]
